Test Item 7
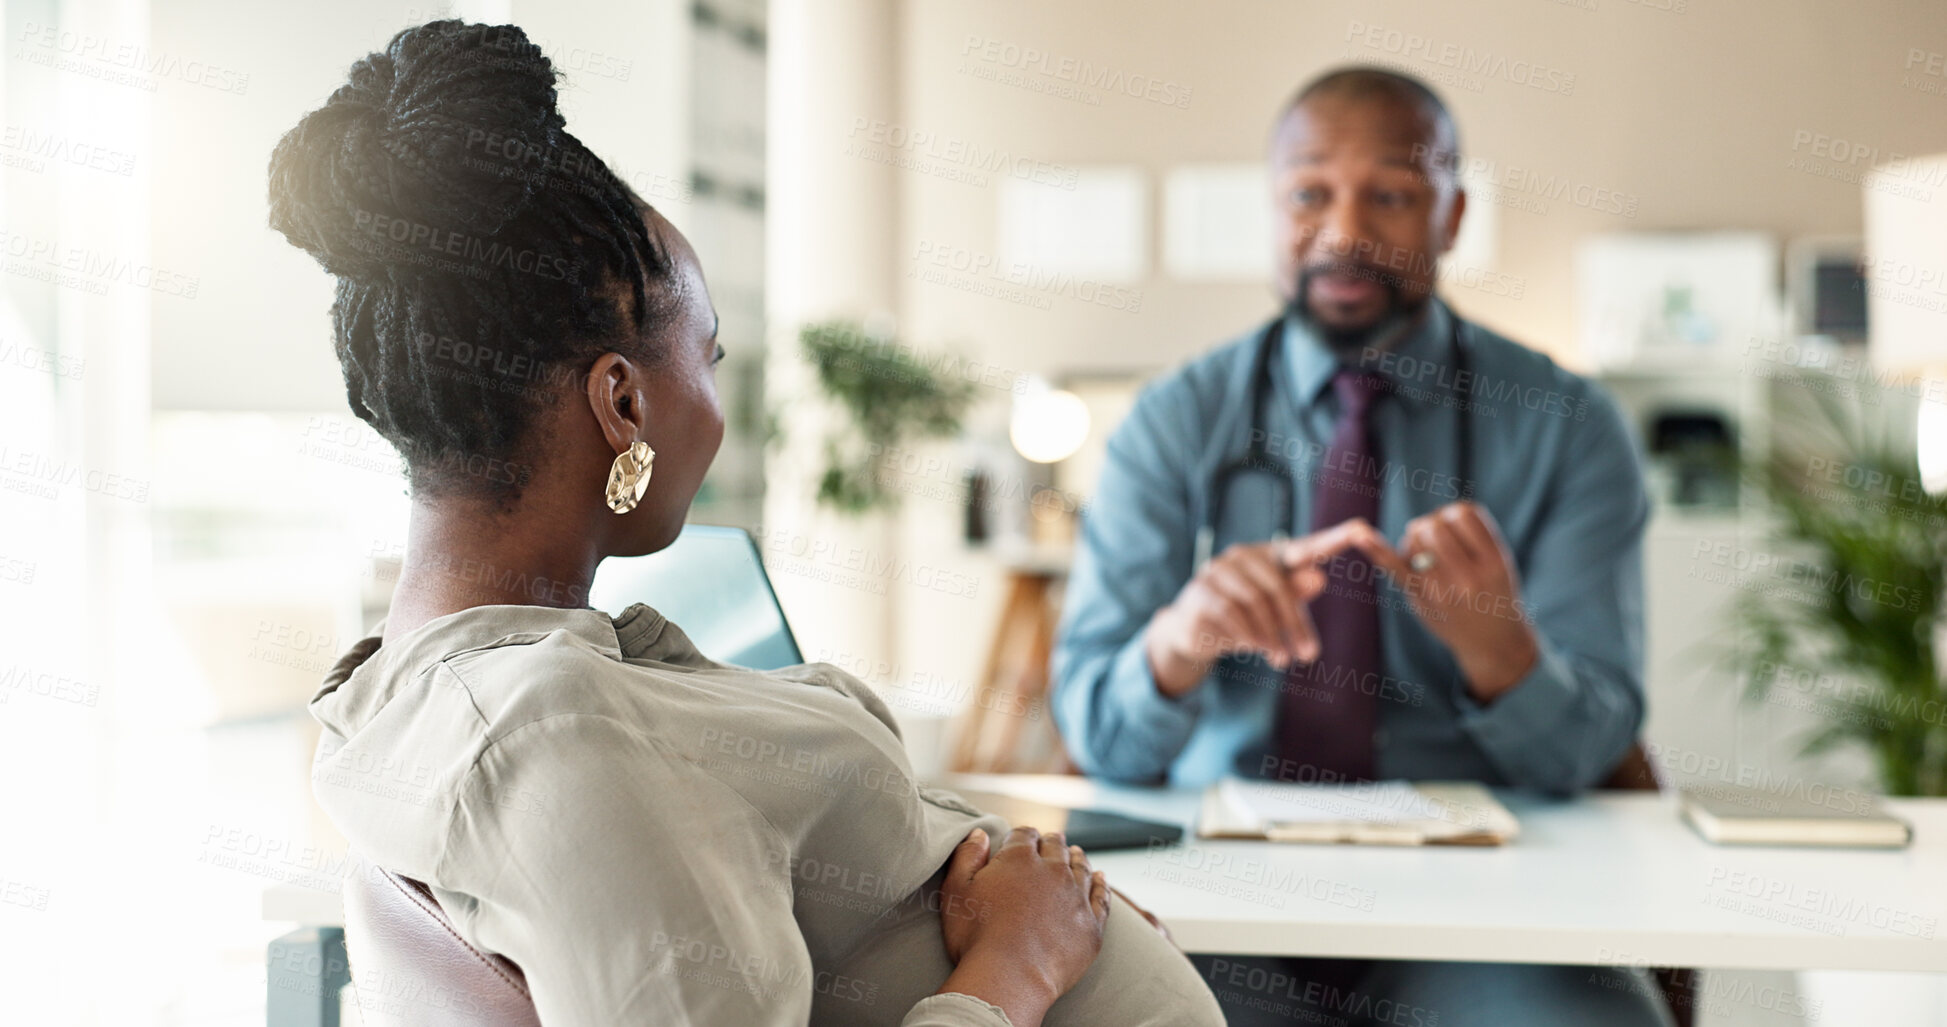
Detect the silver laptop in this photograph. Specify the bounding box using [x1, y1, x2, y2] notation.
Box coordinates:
[589, 524, 804, 671]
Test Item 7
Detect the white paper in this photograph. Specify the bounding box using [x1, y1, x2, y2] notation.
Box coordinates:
[1218, 778, 1451, 828]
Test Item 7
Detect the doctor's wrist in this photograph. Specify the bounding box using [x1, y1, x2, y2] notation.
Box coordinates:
[1144, 610, 1212, 698]
[1459, 630, 1540, 704]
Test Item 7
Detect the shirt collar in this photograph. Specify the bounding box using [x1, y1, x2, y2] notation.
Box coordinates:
[311, 601, 643, 704]
[1282, 297, 1456, 409]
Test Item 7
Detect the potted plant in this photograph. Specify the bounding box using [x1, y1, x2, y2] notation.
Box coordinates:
[1728, 380, 1947, 796]
[795, 319, 977, 514]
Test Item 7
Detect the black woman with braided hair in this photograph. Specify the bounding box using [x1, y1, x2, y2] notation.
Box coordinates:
[270, 20, 1223, 1027]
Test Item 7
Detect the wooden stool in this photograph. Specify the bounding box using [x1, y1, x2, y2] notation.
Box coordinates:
[949, 565, 1077, 774]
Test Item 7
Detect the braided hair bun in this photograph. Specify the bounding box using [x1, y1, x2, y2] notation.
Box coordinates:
[267, 20, 671, 504]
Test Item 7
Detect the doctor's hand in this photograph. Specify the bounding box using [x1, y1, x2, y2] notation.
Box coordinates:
[1144, 520, 1388, 698]
[1354, 501, 1540, 704]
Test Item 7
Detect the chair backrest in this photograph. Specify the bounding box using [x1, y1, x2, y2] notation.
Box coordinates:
[1600, 740, 1663, 792]
[341, 859, 542, 1027]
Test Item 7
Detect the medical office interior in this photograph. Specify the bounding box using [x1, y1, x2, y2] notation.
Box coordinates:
[4, 0, 1947, 1023]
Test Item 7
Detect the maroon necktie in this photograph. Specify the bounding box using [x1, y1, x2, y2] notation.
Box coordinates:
[1274, 367, 1389, 782]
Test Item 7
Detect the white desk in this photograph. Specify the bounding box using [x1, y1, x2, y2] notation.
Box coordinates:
[949, 774, 1947, 973]
[265, 775, 1947, 974]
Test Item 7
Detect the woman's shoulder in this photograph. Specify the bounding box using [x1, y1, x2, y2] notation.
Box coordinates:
[435, 625, 650, 739]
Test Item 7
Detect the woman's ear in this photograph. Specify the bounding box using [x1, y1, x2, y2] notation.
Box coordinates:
[584, 352, 649, 453]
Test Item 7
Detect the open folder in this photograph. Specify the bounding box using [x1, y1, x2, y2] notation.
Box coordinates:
[1198, 778, 1521, 846]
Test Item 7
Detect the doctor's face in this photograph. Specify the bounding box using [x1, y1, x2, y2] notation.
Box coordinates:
[1271, 94, 1465, 346]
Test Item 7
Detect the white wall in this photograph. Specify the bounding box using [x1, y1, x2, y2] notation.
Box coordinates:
[893, 0, 1947, 375]
[148, 0, 691, 411]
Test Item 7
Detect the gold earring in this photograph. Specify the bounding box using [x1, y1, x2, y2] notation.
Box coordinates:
[605, 441, 655, 514]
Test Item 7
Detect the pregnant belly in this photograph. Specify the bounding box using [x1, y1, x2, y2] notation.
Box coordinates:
[808, 863, 1223, 1027]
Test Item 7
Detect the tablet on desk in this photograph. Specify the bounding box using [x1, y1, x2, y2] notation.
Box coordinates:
[949, 789, 1185, 851]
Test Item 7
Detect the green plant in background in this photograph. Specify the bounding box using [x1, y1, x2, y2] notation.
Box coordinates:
[798, 319, 977, 514]
[1727, 382, 1947, 796]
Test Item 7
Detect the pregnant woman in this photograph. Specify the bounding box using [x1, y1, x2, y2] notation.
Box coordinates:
[270, 19, 1222, 1027]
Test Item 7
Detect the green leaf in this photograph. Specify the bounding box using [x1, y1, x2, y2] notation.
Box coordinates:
[798, 320, 980, 514]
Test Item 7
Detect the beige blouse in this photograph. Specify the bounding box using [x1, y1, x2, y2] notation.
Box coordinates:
[308, 601, 1018, 1026]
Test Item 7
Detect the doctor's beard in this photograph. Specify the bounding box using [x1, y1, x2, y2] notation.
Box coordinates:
[1287, 259, 1430, 358]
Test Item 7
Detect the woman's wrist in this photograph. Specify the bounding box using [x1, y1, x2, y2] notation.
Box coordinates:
[937, 948, 1060, 1027]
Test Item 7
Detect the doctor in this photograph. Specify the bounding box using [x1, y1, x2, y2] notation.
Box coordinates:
[1050, 67, 1668, 1026]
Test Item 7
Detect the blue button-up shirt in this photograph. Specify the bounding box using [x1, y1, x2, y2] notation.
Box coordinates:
[1051, 299, 1649, 793]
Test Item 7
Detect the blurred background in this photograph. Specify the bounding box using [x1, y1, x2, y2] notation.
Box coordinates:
[4, 0, 1947, 1022]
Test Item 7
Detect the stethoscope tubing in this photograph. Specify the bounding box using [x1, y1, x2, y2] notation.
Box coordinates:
[1195, 312, 1473, 568]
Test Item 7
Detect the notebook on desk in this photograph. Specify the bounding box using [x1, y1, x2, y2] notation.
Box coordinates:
[1197, 778, 1521, 846]
[1679, 785, 1913, 848]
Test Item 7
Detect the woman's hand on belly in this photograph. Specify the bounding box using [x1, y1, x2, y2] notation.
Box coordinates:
[931, 826, 1110, 1027]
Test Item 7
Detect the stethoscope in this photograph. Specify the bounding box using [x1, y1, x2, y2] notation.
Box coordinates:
[1194, 309, 1475, 568]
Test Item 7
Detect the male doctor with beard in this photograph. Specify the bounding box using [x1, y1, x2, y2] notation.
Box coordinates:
[1050, 66, 1669, 1027]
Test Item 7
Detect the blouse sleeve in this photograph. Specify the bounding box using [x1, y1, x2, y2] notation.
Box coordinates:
[441, 712, 1012, 1027]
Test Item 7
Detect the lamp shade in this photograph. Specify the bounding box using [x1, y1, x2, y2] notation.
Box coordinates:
[1864, 152, 1947, 491]
[1864, 152, 1947, 373]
